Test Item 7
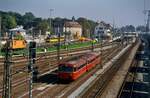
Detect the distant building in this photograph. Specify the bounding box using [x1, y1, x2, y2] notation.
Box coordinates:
[53, 19, 82, 40]
[9, 26, 26, 38]
[94, 22, 112, 41]
[53, 21, 64, 36]
[94, 22, 105, 38]
[63, 21, 82, 39]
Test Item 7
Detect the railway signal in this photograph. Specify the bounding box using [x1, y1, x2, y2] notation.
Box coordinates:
[29, 41, 36, 64]
[28, 41, 37, 98]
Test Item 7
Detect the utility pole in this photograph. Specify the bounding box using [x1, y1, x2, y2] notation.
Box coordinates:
[91, 31, 94, 52]
[146, 10, 150, 32]
[2, 32, 13, 98]
[50, 9, 54, 34]
[57, 26, 61, 64]
[0, 16, 1, 48]
[98, 31, 103, 69]
[28, 28, 37, 98]
[29, 50, 33, 98]
[39, 30, 41, 47]
[64, 25, 69, 56]
[143, 0, 150, 33]
[64, 25, 67, 48]
[0, 16, 1, 37]
[121, 32, 124, 47]
[100, 37, 103, 69]
[112, 18, 116, 47]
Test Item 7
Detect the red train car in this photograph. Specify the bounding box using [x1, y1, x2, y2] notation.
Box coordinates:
[58, 52, 100, 80]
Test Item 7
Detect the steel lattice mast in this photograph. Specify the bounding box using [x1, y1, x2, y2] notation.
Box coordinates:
[146, 10, 150, 32]
[2, 35, 12, 98]
[0, 16, 1, 40]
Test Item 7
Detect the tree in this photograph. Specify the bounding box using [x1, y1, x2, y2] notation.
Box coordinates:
[126, 25, 135, 32]
[36, 20, 49, 35]
[136, 25, 146, 32]
[77, 17, 97, 38]
[2, 15, 17, 31]
[23, 12, 35, 29]
[8, 11, 23, 25]
[120, 25, 135, 32]
[32, 18, 42, 28]
[77, 17, 91, 38]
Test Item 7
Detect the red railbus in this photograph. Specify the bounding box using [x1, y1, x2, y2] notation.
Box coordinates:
[58, 52, 100, 80]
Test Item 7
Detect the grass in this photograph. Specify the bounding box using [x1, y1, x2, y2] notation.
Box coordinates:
[13, 49, 27, 56]
[68, 41, 92, 49]
[0, 48, 27, 56]
[36, 46, 57, 52]
[0, 41, 98, 56]
[38, 41, 94, 52]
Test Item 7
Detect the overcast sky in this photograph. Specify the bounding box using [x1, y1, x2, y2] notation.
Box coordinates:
[0, 0, 150, 27]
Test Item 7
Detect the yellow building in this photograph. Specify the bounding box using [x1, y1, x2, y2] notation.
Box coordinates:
[63, 21, 82, 40]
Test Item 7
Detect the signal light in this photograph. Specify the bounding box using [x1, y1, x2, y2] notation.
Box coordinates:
[28, 41, 36, 72]
[29, 41, 36, 63]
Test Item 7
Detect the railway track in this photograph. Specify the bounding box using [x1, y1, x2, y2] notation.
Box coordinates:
[0, 42, 116, 62]
[0, 42, 117, 78]
[81, 42, 138, 98]
[60, 45, 125, 98]
[0, 43, 119, 97]
[117, 42, 149, 98]
[0, 42, 118, 78]
[18, 46, 119, 98]
[117, 59, 138, 98]
[0, 53, 79, 89]
[0, 43, 114, 72]
[87, 51, 131, 98]
[18, 44, 123, 98]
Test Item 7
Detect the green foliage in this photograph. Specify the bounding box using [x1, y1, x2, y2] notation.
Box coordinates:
[120, 25, 135, 32]
[136, 25, 146, 32]
[23, 12, 35, 29]
[36, 20, 49, 35]
[14, 34, 24, 40]
[77, 17, 97, 38]
[1, 14, 17, 32]
[8, 11, 24, 25]
[0, 11, 97, 37]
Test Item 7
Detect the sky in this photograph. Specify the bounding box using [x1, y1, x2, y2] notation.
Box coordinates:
[0, 0, 150, 27]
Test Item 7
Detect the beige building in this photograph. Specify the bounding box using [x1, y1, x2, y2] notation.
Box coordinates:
[63, 21, 82, 40]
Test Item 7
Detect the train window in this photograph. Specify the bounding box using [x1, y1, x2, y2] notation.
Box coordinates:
[59, 65, 74, 72]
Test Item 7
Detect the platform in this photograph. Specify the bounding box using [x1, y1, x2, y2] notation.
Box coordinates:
[100, 41, 140, 98]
